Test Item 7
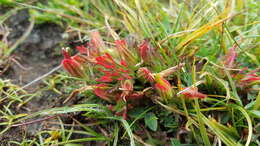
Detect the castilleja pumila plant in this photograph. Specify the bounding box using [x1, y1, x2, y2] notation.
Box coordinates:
[61, 32, 209, 119]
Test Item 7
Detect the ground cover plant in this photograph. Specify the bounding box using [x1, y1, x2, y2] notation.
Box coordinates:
[0, 0, 259, 145]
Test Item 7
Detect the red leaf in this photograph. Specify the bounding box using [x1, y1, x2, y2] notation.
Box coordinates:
[76, 45, 89, 55]
[137, 67, 154, 82]
[181, 88, 206, 99]
[224, 45, 237, 68]
[94, 84, 111, 101]
[62, 49, 85, 78]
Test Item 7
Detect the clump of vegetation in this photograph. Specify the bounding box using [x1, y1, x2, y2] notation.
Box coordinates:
[61, 31, 207, 118]
[0, 0, 259, 145]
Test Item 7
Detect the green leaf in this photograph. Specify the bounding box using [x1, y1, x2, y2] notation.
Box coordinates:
[201, 115, 242, 146]
[228, 104, 253, 146]
[248, 110, 260, 118]
[210, 118, 239, 139]
[144, 112, 158, 131]
[104, 117, 135, 146]
[253, 91, 260, 110]
[170, 138, 181, 146]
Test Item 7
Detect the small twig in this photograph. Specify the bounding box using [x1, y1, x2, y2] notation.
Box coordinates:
[176, 80, 205, 95]
[159, 63, 185, 77]
[97, 126, 109, 137]
[21, 64, 62, 89]
[63, 86, 93, 104]
[105, 16, 120, 40]
[10, 57, 32, 70]
[11, 115, 58, 127]
[133, 134, 152, 146]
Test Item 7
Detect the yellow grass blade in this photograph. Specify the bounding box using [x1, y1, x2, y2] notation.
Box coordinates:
[175, 13, 235, 55]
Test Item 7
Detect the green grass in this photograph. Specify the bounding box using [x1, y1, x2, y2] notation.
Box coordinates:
[0, 0, 260, 145]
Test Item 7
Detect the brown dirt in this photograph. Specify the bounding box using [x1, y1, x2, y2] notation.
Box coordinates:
[0, 9, 67, 144]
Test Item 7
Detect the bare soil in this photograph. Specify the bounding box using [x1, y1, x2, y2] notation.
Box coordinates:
[0, 9, 67, 145]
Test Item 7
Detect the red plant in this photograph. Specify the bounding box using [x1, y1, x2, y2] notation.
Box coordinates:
[138, 40, 154, 62]
[62, 49, 85, 78]
[94, 80, 142, 120]
[240, 72, 260, 87]
[137, 67, 154, 83]
[90, 31, 105, 51]
[154, 74, 173, 101]
[115, 39, 136, 65]
[76, 45, 89, 55]
[96, 53, 132, 83]
[181, 87, 206, 99]
[232, 68, 260, 87]
[224, 45, 237, 68]
[120, 80, 134, 99]
[93, 83, 113, 102]
[72, 54, 91, 65]
[61, 32, 210, 120]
